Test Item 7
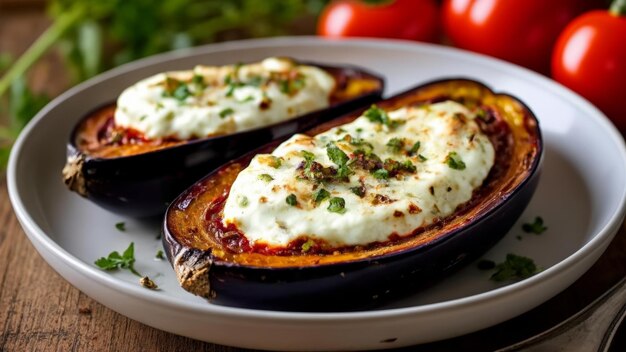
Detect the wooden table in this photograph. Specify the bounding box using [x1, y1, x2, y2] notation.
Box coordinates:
[2, 3, 626, 351]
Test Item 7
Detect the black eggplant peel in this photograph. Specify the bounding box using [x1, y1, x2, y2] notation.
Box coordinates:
[62, 60, 384, 217]
[163, 78, 543, 311]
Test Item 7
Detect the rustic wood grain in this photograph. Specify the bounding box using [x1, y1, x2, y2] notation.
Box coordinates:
[2, 5, 626, 352]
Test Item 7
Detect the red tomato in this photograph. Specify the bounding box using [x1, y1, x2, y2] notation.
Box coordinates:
[442, 0, 591, 73]
[552, 6, 626, 130]
[317, 0, 440, 43]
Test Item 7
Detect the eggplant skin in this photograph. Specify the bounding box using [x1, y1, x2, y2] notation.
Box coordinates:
[62, 62, 384, 217]
[163, 78, 543, 311]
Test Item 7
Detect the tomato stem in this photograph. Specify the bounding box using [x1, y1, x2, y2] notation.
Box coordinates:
[610, 0, 626, 16]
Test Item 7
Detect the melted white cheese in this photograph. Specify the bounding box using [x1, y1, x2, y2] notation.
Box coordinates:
[222, 101, 495, 247]
[114, 57, 335, 140]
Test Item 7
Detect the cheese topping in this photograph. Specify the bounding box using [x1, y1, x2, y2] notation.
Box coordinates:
[114, 57, 335, 140]
[222, 101, 495, 247]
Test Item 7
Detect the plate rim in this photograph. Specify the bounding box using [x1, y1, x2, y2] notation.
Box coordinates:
[8, 36, 626, 323]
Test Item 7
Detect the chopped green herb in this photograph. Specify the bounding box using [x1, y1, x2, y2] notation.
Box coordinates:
[348, 137, 374, 150]
[477, 259, 496, 270]
[409, 141, 421, 155]
[286, 194, 298, 206]
[171, 83, 192, 101]
[356, 128, 363, 133]
[139, 276, 158, 290]
[301, 150, 315, 162]
[292, 77, 306, 90]
[115, 222, 126, 232]
[219, 107, 234, 118]
[327, 144, 351, 180]
[364, 104, 390, 125]
[522, 217, 547, 234]
[363, 104, 403, 127]
[350, 185, 366, 198]
[328, 197, 346, 214]
[239, 95, 255, 103]
[192, 74, 205, 88]
[445, 151, 466, 170]
[155, 250, 165, 260]
[258, 174, 274, 182]
[301, 239, 315, 252]
[386, 137, 404, 153]
[278, 79, 290, 94]
[139, 115, 147, 121]
[237, 195, 249, 207]
[327, 144, 349, 166]
[94, 242, 141, 276]
[162, 77, 192, 101]
[268, 156, 282, 169]
[401, 160, 416, 173]
[246, 75, 263, 87]
[312, 188, 330, 204]
[491, 254, 539, 282]
[278, 74, 306, 94]
[372, 168, 389, 180]
[418, 154, 428, 162]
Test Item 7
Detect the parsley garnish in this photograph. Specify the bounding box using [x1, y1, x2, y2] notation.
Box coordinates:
[192, 74, 205, 89]
[326, 144, 351, 180]
[115, 222, 126, 232]
[301, 150, 315, 161]
[278, 74, 306, 94]
[363, 104, 402, 127]
[364, 104, 390, 125]
[155, 250, 165, 260]
[162, 77, 192, 101]
[327, 143, 349, 166]
[348, 137, 374, 150]
[386, 137, 404, 153]
[350, 185, 366, 198]
[522, 217, 547, 234]
[409, 141, 421, 155]
[418, 154, 428, 162]
[301, 239, 315, 252]
[401, 159, 416, 173]
[372, 168, 389, 180]
[312, 188, 330, 204]
[445, 152, 466, 170]
[94, 242, 141, 276]
[164, 82, 192, 101]
[268, 156, 282, 169]
[286, 194, 298, 206]
[328, 197, 346, 214]
[237, 195, 249, 207]
[258, 174, 274, 182]
[491, 254, 539, 282]
[247, 75, 263, 87]
[219, 107, 234, 118]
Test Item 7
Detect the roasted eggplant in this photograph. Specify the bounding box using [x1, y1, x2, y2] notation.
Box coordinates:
[62, 58, 384, 217]
[163, 78, 543, 311]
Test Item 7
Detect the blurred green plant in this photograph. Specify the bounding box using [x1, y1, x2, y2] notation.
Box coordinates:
[0, 0, 328, 170]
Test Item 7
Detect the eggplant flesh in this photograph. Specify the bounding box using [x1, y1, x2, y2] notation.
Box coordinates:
[163, 78, 543, 311]
[62, 62, 384, 217]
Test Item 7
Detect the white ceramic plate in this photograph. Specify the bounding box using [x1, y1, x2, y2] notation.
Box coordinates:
[8, 37, 626, 351]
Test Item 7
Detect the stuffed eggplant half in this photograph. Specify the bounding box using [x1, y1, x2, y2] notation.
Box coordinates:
[62, 57, 384, 217]
[163, 78, 542, 311]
